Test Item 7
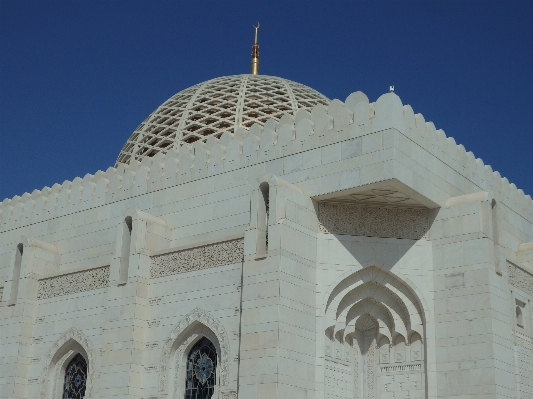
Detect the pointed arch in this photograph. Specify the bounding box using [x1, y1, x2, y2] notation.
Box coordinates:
[158, 308, 230, 396]
[39, 327, 95, 399]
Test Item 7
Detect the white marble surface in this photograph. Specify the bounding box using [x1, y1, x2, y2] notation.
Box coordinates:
[1, 86, 532, 399]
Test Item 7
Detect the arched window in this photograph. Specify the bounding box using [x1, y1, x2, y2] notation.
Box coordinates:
[185, 337, 217, 399]
[119, 216, 133, 285]
[255, 182, 269, 258]
[516, 305, 524, 327]
[8, 243, 23, 306]
[63, 353, 88, 399]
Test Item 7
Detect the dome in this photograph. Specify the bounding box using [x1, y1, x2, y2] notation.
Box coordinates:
[116, 74, 330, 165]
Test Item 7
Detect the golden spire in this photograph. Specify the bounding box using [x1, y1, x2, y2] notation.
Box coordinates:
[250, 23, 260, 75]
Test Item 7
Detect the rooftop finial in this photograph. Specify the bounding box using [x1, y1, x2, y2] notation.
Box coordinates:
[251, 23, 260, 75]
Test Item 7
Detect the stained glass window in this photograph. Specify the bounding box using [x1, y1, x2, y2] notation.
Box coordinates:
[63, 353, 88, 399]
[185, 337, 217, 399]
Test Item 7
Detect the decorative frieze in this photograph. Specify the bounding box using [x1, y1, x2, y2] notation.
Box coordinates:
[508, 262, 533, 297]
[37, 266, 110, 299]
[318, 202, 428, 239]
[150, 239, 244, 278]
[380, 363, 422, 373]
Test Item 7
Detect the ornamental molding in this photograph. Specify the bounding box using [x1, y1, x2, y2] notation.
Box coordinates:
[318, 202, 428, 239]
[150, 239, 244, 278]
[40, 327, 95, 399]
[159, 308, 231, 393]
[366, 336, 376, 399]
[37, 266, 110, 299]
[508, 261, 533, 297]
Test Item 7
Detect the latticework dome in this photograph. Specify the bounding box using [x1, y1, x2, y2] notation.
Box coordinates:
[116, 74, 330, 165]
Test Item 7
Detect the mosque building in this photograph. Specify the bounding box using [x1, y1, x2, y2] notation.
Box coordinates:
[1, 26, 532, 399]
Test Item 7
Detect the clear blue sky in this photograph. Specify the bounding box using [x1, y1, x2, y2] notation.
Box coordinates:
[1, 1, 532, 201]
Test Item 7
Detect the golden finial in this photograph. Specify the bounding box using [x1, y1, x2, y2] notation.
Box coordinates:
[250, 23, 260, 75]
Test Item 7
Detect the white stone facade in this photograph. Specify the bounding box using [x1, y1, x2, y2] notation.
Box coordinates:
[1, 76, 532, 399]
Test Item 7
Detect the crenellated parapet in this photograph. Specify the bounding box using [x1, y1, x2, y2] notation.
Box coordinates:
[1, 90, 532, 232]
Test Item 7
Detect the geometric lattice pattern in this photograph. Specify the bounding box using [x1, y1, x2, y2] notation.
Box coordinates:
[325, 184, 425, 208]
[116, 74, 329, 165]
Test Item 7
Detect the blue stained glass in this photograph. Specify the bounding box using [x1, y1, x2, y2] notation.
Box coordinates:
[185, 337, 217, 399]
[63, 353, 87, 399]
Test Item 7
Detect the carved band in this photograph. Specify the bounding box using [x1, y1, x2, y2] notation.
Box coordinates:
[508, 262, 533, 296]
[37, 266, 110, 299]
[150, 239, 244, 278]
[318, 202, 428, 239]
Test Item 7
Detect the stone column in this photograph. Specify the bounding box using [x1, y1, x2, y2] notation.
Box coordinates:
[3, 236, 59, 399]
[103, 209, 169, 398]
[432, 192, 514, 398]
[240, 174, 319, 399]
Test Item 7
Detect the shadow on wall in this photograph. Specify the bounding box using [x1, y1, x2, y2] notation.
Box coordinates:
[318, 202, 437, 273]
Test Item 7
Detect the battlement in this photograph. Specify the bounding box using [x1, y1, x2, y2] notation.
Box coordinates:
[1, 91, 532, 232]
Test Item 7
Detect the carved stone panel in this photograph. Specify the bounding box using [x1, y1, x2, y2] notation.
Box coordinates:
[508, 262, 533, 297]
[318, 202, 428, 239]
[37, 266, 110, 299]
[150, 239, 244, 278]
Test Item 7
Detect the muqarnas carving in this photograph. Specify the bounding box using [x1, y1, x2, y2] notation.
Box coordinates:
[318, 202, 428, 239]
[150, 239, 244, 278]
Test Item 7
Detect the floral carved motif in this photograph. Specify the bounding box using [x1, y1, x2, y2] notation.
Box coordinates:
[366, 337, 375, 399]
[159, 308, 231, 393]
[221, 391, 238, 399]
[318, 203, 428, 239]
[37, 266, 110, 299]
[353, 338, 360, 399]
[150, 239, 244, 278]
[508, 262, 533, 297]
